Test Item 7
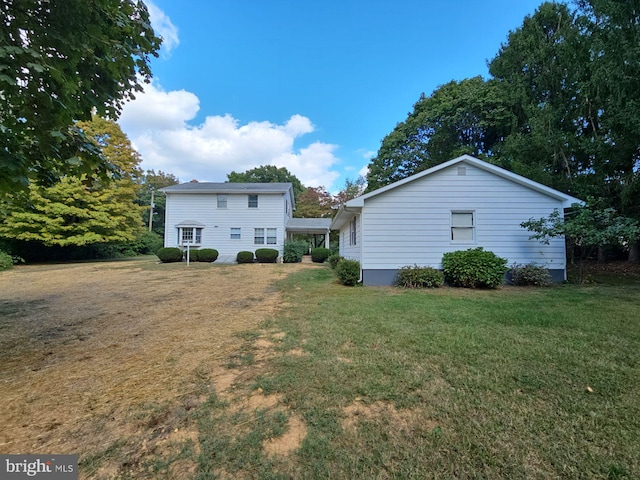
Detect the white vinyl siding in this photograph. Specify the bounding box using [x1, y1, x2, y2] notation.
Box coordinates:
[357, 164, 567, 270]
[339, 215, 361, 261]
[164, 192, 289, 255]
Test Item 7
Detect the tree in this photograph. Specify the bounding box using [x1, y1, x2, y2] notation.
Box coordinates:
[334, 176, 366, 205]
[366, 77, 511, 191]
[227, 165, 305, 200]
[0, 116, 143, 247]
[0, 0, 161, 193]
[521, 202, 640, 280]
[136, 169, 179, 236]
[294, 186, 334, 218]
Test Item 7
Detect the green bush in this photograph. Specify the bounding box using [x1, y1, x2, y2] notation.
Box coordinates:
[395, 265, 444, 288]
[157, 247, 183, 263]
[283, 240, 308, 263]
[509, 263, 553, 287]
[237, 251, 254, 264]
[255, 248, 279, 263]
[442, 247, 508, 289]
[336, 259, 361, 286]
[0, 250, 14, 271]
[311, 247, 331, 263]
[196, 248, 219, 262]
[328, 254, 344, 269]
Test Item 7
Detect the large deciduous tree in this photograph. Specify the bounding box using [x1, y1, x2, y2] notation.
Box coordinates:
[227, 165, 305, 200]
[294, 186, 334, 218]
[0, 0, 161, 192]
[366, 77, 511, 191]
[136, 169, 180, 236]
[0, 117, 143, 247]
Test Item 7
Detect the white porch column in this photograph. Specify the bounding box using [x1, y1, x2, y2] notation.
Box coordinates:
[325, 230, 330, 248]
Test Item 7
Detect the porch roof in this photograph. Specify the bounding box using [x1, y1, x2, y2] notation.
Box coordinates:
[286, 218, 332, 234]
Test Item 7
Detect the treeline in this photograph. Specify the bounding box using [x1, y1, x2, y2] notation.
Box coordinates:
[366, 1, 640, 261]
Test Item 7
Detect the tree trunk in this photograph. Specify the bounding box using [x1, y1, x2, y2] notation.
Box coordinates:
[597, 246, 606, 263]
[628, 243, 640, 264]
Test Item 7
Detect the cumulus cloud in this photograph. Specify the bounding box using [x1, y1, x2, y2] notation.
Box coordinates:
[145, 0, 179, 56]
[119, 82, 341, 187]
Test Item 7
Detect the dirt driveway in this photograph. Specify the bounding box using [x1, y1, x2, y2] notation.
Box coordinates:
[0, 257, 314, 477]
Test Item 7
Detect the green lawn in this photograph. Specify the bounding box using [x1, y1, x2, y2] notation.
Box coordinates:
[193, 268, 640, 479]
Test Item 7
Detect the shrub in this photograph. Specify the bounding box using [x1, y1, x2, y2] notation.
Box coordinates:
[0, 250, 13, 271]
[237, 251, 254, 264]
[187, 249, 199, 261]
[509, 263, 553, 287]
[328, 254, 344, 269]
[255, 248, 279, 263]
[442, 247, 508, 289]
[311, 247, 331, 263]
[283, 240, 308, 263]
[156, 247, 183, 263]
[395, 265, 444, 288]
[196, 248, 219, 262]
[336, 259, 361, 286]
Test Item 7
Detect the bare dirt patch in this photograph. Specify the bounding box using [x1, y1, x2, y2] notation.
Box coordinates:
[0, 258, 314, 477]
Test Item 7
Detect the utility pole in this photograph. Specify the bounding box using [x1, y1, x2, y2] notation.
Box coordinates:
[148, 189, 155, 232]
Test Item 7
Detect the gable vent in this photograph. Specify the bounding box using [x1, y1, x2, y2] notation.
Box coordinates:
[457, 166, 466, 176]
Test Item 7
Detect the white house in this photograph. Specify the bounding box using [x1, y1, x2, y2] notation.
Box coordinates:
[161, 182, 331, 259]
[331, 155, 582, 286]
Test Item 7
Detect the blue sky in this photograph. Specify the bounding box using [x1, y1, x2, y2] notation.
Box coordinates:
[119, 0, 547, 192]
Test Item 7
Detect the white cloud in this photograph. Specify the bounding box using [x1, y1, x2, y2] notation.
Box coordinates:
[145, 1, 179, 56]
[119, 82, 341, 187]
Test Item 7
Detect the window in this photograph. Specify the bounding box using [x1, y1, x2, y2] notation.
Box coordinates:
[266, 228, 277, 245]
[350, 217, 357, 246]
[181, 227, 202, 245]
[451, 212, 474, 242]
[254, 228, 277, 245]
[254, 228, 265, 245]
[248, 194, 258, 208]
[217, 194, 227, 208]
[230, 227, 241, 240]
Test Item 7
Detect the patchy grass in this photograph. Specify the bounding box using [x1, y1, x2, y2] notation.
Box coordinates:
[1, 259, 638, 478]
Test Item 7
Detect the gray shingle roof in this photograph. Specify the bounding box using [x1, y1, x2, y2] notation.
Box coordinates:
[161, 182, 293, 194]
[286, 218, 332, 232]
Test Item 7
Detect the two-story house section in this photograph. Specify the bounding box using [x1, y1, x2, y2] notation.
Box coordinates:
[161, 182, 330, 258]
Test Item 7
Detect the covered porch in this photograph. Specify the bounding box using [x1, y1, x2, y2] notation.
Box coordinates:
[286, 218, 332, 249]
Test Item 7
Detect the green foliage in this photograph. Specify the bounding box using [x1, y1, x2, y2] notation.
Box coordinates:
[283, 240, 308, 263]
[509, 263, 553, 287]
[311, 247, 331, 263]
[196, 249, 219, 263]
[237, 251, 255, 264]
[0, 0, 161, 192]
[156, 247, 183, 263]
[136, 170, 179, 236]
[335, 259, 361, 286]
[442, 248, 508, 289]
[395, 265, 444, 288]
[0, 117, 144, 247]
[227, 165, 304, 201]
[328, 254, 344, 269]
[0, 251, 13, 271]
[255, 248, 279, 263]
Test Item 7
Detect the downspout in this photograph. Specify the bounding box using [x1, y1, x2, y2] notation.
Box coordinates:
[358, 211, 363, 283]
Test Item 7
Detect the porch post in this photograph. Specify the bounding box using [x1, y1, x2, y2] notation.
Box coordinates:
[325, 230, 330, 249]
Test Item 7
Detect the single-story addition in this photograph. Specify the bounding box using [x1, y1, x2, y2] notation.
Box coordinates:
[161, 182, 331, 259]
[331, 155, 582, 286]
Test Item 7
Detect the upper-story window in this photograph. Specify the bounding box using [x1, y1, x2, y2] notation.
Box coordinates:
[248, 194, 258, 208]
[217, 194, 227, 208]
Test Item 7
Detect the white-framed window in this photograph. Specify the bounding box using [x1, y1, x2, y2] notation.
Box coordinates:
[180, 227, 202, 245]
[349, 217, 357, 246]
[254, 228, 265, 245]
[451, 211, 475, 242]
[266, 228, 277, 245]
[254, 228, 277, 245]
[248, 194, 258, 208]
[217, 194, 227, 208]
[230, 227, 241, 240]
